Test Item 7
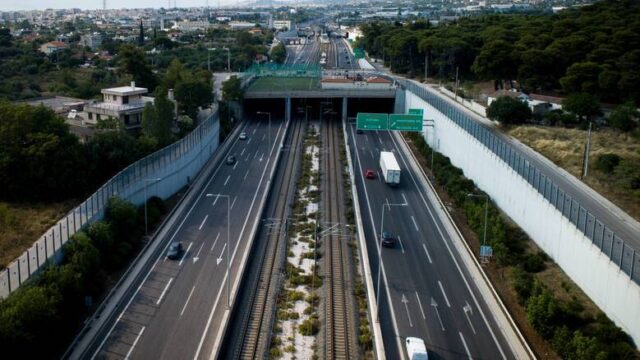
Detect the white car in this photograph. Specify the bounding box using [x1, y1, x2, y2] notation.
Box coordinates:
[239, 132, 247, 140]
[406, 337, 428, 360]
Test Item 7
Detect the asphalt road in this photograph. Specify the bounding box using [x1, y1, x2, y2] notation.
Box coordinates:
[346, 122, 514, 360]
[93, 118, 286, 360]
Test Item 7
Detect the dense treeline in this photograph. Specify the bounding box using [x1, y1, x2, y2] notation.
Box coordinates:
[0, 197, 166, 358]
[406, 132, 638, 358]
[359, 0, 640, 104]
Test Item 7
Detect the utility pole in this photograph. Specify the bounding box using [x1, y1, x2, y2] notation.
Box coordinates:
[582, 121, 592, 179]
[454, 66, 459, 101]
[424, 53, 428, 82]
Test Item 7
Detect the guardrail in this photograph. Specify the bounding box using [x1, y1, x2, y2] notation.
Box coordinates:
[402, 80, 640, 285]
[0, 111, 220, 298]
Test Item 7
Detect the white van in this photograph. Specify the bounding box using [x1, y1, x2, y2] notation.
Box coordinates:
[405, 337, 428, 360]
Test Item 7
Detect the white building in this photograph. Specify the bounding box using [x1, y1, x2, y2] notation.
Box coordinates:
[174, 20, 216, 32]
[83, 82, 153, 130]
[272, 20, 291, 31]
[228, 21, 255, 30]
[80, 32, 103, 50]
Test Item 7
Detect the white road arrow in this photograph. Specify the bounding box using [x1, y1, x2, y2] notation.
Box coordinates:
[463, 301, 476, 335]
[431, 297, 445, 331]
[193, 243, 204, 264]
[401, 293, 413, 328]
[217, 243, 227, 265]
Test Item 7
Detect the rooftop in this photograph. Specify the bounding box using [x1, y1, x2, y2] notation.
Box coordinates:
[102, 85, 148, 96]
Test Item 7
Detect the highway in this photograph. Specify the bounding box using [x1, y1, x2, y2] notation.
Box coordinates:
[346, 122, 515, 360]
[89, 118, 287, 360]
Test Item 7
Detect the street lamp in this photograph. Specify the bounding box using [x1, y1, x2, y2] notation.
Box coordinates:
[206, 193, 231, 309]
[142, 178, 162, 236]
[376, 200, 408, 322]
[467, 193, 489, 247]
[212, 47, 231, 72]
[256, 111, 272, 148]
[424, 120, 435, 172]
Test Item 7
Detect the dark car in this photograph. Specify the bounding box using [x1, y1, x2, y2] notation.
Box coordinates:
[166, 241, 183, 260]
[382, 231, 395, 247]
[365, 169, 376, 179]
[226, 155, 236, 165]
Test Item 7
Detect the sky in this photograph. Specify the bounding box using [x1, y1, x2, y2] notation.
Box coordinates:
[0, 0, 233, 11]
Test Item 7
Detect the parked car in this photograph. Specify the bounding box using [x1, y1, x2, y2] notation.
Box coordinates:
[382, 231, 395, 247]
[226, 155, 236, 165]
[365, 169, 376, 179]
[166, 241, 183, 260]
[239, 132, 247, 140]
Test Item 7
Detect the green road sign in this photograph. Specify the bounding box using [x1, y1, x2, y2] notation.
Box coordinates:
[357, 113, 388, 130]
[354, 48, 365, 59]
[408, 108, 424, 116]
[389, 114, 423, 131]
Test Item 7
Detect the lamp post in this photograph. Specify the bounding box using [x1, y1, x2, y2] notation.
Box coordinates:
[256, 111, 271, 148]
[376, 200, 408, 322]
[142, 178, 162, 236]
[467, 193, 489, 247]
[206, 193, 231, 308]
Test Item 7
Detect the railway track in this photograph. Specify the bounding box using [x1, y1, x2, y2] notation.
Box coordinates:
[236, 119, 306, 359]
[322, 118, 357, 359]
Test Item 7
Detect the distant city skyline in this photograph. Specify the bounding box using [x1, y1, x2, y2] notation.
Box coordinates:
[0, 0, 239, 11]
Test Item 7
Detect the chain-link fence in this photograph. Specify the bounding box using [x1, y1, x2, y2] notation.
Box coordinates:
[402, 80, 639, 286]
[0, 112, 220, 298]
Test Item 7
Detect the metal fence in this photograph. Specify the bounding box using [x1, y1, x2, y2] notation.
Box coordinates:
[403, 80, 640, 285]
[244, 63, 322, 78]
[0, 112, 220, 298]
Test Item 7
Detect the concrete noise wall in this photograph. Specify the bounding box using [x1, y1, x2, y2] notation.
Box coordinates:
[404, 89, 640, 347]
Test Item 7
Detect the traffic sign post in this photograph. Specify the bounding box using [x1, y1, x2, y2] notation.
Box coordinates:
[354, 48, 365, 59]
[389, 114, 423, 131]
[357, 113, 388, 130]
[408, 108, 424, 116]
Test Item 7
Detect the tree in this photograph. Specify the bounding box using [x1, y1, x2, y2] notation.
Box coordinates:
[0, 28, 12, 47]
[138, 21, 144, 46]
[221, 75, 243, 102]
[472, 40, 517, 88]
[174, 79, 211, 120]
[486, 96, 532, 125]
[608, 102, 639, 132]
[270, 42, 286, 64]
[116, 44, 157, 90]
[562, 93, 601, 124]
[142, 90, 174, 145]
[163, 58, 186, 90]
[526, 288, 559, 339]
[559, 62, 601, 94]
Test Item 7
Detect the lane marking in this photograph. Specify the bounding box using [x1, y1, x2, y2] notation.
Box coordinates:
[156, 278, 173, 305]
[369, 150, 374, 159]
[252, 128, 256, 134]
[397, 235, 405, 254]
[217, 243, 227, 265]
[180, 286, 197, 316]
[411, 215, 420, 231]
[253, 151, 258, 159]
[210, 232, 220, 252]
[431, 297, 445, 331]
[124, 326, 145, 360]
[378, 136, 383, 145]
[402, 193, 408, 205]
[261, 134, 265, 141]
[416, 292, 426, 320]
[377, 170, 382, 182]
[401, 293, 413, 328]
[438, 280, 451, 307]
[198, 215, 208, 231]
[212, 194, 220, 207]
[230, 196, 237, 210]
[224, 175, 230, 186]
[247, 138, 252, 145]
[243, 169, 250, 180]
[193, 242, 204, 263]
[233, 161, 238, 170]
[179, 242, 193, 266]
[240, 148, 245, 156]
[464, 301, 477, 335]
[422, 243, 433, 264]
[459, 332, 473, 360]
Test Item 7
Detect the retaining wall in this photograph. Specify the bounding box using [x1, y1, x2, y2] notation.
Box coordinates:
[0, 113, 220, 299]
[403, 84, 640, 347]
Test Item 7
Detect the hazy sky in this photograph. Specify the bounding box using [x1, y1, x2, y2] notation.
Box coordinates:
[1, 0, 231, 11]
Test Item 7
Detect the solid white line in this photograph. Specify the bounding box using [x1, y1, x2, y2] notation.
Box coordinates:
[230, 196, 237, 210]
[438, 280, 451, 307]
[416, 292, 426, 319]
[198, 215, 208, 231]
[156, 278, 173, 305]
[389, 132, 507, 358]
[211, 232, 220, 252]
[124, 326, 145, 360]
[397, 235, 405, 254]
[179, 242, 193, 266]
[459, 332, 473, 360]
[422, 243, 433, 264]
[411, 215, 419, 231]
[180, 286, 197, 316]
[224, 175, 230, 186]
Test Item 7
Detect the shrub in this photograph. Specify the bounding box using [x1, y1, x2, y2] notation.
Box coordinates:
[522, 251, 547, 273]
[299, 316, 319, 336]
[512, 267, 534, 304]
[594, 153, 621, 173]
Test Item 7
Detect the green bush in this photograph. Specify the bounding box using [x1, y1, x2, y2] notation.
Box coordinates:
[299, 316, 319, 336]
[522, 251, 547, 273]
[594, 153, 621, 173]
[511, 267, 534, 304]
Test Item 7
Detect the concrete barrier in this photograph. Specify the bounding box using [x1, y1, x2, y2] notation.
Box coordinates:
[404, 87, 640, 347]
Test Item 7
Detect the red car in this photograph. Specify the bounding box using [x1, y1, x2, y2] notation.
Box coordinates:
[365, 169, 376, 179]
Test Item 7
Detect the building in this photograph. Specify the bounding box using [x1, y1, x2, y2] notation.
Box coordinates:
[272, 20, 291, 31]
[174, 20, 216, 32]
[39, 41, 67, 55]
[228, 21, 255, 30]
[80, 32, 103, 50]
[83, 82, 153, 130]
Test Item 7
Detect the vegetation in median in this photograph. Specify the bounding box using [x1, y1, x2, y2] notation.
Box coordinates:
[405, 132, 638, 359]
[0, 196, 167, 358]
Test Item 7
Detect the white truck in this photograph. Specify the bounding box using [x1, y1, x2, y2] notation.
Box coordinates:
[379, 151, 401, 186]
[405, 337, 428, 360]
